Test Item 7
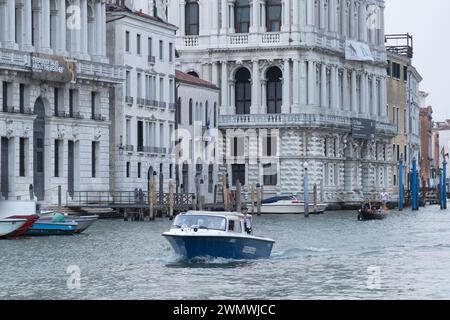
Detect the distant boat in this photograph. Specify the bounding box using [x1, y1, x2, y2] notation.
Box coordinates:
[260, 195, 328, 214]
[25, 221, 78, 236]
[357, 208, 388, 221]
[39, 211, 98, 234]
[162, 211, 275, 260]
[0, 219, 28, 238]
[0, 200, 39, 236]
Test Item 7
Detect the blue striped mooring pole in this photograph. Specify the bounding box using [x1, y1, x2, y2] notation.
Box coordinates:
[398, 158, 403, 211]
[412, 158, 418, 211]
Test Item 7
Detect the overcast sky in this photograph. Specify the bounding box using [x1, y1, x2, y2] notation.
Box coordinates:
[385, 0, 450, 121]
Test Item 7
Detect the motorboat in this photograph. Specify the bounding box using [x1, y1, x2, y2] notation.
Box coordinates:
[0, 200, 39, 236]
[0, 219, 28, 238]
[357, 208, 388, 221]
[38, 211, 98, 233]
[162, 211, 275, 260]
[260, 195, 328, 214]
[25, 221, 78, 236]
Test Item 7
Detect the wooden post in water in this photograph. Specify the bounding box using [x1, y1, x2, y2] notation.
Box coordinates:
[168, 179, 174, 219]
[313, 184, 318, 213]
[256, 183, 261, 216]
[250, 183, 255, 214]
[236, 180, 242, 213]
[149, 176, 155, 221]
[222, 174, 228, 211]
[58, 185, 62, 208]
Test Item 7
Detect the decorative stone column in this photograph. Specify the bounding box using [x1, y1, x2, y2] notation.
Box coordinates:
[307, 60, 315, 105]
[330, 65, 338, 109]
[221, 0, 228, 34]
[361, 72, 368, 115]
[320, 63, 327, 108]
[228, 0, 235, 33]
[22, 0, 33, 51]
[101, 1, 106, 57]
[229, 80, 236, 111]
[250, 0, 259, 33]
[380, 77, 387, 118]
[260, 79, 267, 114]
[282, 59, 291, 113]
[221, 61, 229, 112]
[306, 0, 314, 26]
[292, 59, 300, 112]
[211, 0, 218, 34]
[6, 0, 17, 49]
[342, 68, 348, 111]
[41, 0, 52, 52]
[179, 0, 186, 36]
[359, 1, 367, 42]
[56, 0, 67, 55]
[300, 59, 307, 106]
[351, 70, 357, 113]
[319, 0, 325, 30]
[251, 59, 260, 114]
[371, 75, 377, 116]
[261, 0, 267, 32]
[80, 0, 88, 58]
[292, 0, 299, 31]
[282, 0, 291, 31]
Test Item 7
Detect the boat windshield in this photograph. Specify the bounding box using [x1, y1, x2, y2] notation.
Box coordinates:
[172, 215, 227, 231]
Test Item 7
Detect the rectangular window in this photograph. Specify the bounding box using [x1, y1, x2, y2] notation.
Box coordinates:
[54, 88, 59, 116]
[126, 119, 131, 146]
[69, 89, 74, 117]
[392, 62, 401, 79]
[231, 137, 245, 157]
[137, 73, 142, 99]
[125, 31, 130, 52]
[19, 84, 25, 113]
[169, 79, 174, 103]
[386, 60, 391, 76]
[136, 34, 141, 55]
[137, 162, 141, 178]
[231, 164, 246, 186]
[159, 123, 164, 148]
[160, 77, 164, 102]
[126, 71, 131, 97]
[159, 40, 163, 60]
[91, 142, 98, 178]
[126, 162, 130, 178]
[403, 66, 408, 81]
[137, 121, 143, 152]
[91, 92, 96, 120]
[262, 133, 277, 157]
[54, 140, 60, 177]
[169, 43, 173, 62]
[263, 163, 278, 186]
[148, 37, 153, 57]
[2, 82, 7, 112]
[19, 138, 26, 177]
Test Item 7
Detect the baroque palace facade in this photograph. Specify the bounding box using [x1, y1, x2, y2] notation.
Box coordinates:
[169, 0, 397, 204]
[0, 0, 123, 204]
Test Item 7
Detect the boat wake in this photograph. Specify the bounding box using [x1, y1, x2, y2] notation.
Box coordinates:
[165, 255, 253, 268]
[271, 247, 331, 260]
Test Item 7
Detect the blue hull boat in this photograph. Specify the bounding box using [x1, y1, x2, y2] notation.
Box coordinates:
[162, 211, 275, 260]
[163, 234, 274, 260]
[25, 221, 78, 236]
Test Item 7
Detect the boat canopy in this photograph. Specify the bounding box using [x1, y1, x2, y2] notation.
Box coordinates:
[172, 214, 227, 231]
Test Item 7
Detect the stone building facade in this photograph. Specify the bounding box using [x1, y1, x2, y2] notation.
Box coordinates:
[168, 0, 397, 205]
[0, 0, 123, 204]
[175, 70, 220, 203]
[106, 3, 177, 193]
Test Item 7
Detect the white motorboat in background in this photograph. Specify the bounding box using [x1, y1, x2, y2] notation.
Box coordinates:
[0, 219, 28, 238]
[260, 195, 328, 214]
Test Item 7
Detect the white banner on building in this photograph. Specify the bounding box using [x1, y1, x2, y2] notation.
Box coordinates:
[345, 41, 374, 62]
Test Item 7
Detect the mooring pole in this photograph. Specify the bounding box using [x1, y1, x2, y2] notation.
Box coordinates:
[439, 168, 444, 209]
[444, 159, 447, 209]
[313, 184, 318, 213]
[304, 162, 309, 218]
[399, 158, 404, 211]
[236, 180, 242, 213]
[168, 179, 174, 219]
[412, 158, 418, 211]
[222, 174, 228, 211]
[256, 183, 261, 216]
[250, 183, 255, 214]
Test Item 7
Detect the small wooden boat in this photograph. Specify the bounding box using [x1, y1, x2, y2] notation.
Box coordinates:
[39, 211, 98, 234]
[357, 208, 388, 221]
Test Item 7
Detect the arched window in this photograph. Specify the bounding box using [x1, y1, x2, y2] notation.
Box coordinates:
[235, 0, 250, 33]
[189, 99, 193, 125]
[266, 0, 282, 32]
[235, 68, 251, 115]
[188, 71, 199, 78]
[266, 66, 282, 114]
[185, 0, 199, 35]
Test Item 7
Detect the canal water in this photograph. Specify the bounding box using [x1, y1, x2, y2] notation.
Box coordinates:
[1, 205, 450, 300]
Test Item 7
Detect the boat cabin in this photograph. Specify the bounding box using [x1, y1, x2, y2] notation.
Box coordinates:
[172, 211, 245, 234]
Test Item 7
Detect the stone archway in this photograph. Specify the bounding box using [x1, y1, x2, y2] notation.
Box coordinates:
[33, 97, 45, 200]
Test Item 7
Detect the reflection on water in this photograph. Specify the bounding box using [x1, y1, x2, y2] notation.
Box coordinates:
[1, 205, 450, 299]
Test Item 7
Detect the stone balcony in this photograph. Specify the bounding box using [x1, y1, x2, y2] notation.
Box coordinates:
[0, 47, 124, 83]
[219, 113, 398, 136]
[179, 31, 386, 62]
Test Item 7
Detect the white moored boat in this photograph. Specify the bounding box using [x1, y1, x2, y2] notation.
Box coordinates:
[0, 219, 28, 238]
[260, 196, 328, 214]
